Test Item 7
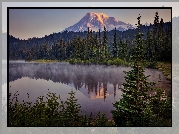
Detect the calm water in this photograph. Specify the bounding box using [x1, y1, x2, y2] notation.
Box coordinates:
[9, 61, 170, 119]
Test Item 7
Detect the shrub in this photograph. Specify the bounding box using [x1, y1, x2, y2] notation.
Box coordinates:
[9, 90, 114, 127]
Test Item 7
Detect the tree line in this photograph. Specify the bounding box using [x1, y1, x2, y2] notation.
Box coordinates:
[9, 12, 171, 64]
[9, 12, 171, 127]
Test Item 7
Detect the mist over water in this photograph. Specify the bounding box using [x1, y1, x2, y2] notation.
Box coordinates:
[8, 61, 170, 119]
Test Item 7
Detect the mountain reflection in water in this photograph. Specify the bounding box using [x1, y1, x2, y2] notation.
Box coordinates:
[9, 61, 170, 119]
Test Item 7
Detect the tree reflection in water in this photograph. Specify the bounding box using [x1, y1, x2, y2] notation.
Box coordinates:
[9, 62, 170, 102]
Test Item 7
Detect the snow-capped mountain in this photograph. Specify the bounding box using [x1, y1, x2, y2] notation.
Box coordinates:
[64, 12, 135, 32]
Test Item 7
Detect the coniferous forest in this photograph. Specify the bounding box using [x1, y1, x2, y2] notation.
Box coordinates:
[8, 12, 172, 127]
[9, 12, 171, 64]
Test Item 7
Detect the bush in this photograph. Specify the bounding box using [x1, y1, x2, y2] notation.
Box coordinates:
[9, 90, 114, 127]
[107, 58, 129, 66]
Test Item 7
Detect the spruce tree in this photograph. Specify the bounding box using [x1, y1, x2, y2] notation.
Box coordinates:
[98, 29, 103, 62]
[145, 27, 153, 62]
[118, 37, 123, 59]
[103, 26, 108, 60]
[83, 38, 88, 61]
[111, 27, 118, 58]
[111, 14, 157, 126]
[158, 18, 165, 61]
[93, 34, 98, 63]
[165, 23, 172, 62]
[153, 12, 160, 61]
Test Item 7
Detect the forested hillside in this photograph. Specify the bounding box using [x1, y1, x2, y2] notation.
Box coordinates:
[9, 12, 171, 64]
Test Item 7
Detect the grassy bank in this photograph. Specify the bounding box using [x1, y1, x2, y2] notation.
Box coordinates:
[155, 62, 171, 82]
[25, 58, 171, 83]
[69, 59, 171, 79]
[68, 58, 131, 66]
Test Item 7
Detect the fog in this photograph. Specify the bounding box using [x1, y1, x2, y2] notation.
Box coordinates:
[7, 61, 171, 119]
[9, 61, 170, 90]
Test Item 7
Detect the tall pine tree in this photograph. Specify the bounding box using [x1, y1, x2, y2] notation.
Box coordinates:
[111, 14, 167, 126]
[111, 27, 118, 58]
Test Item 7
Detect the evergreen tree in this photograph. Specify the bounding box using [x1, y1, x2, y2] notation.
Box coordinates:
[158, 18, 165, 61]
[72, 36, 78, 59]
[96, 29, 101, 63]
[76, 36, 82, 60]
[118, 37, 123, 59]
[111, 14, 170, 126]
[111, 27, 118, 58]
[103, 26, 108, 60]
[145, 27, 153, 61]
[93, 34, 98, 63]
[123, 40, 127, 61]
[98, 29, 103, 62]
[153, 12, 160, 61]
[165, 23, 172, 62]
[83, 38, 88, 61]
[86, 27, 91, 61]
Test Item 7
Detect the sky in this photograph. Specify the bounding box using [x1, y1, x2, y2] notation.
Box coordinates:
[9, 8, 171, 40]
[2, 2, 178, 40]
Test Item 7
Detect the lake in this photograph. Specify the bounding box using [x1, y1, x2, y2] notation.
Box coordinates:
[8, 61, 170, 119]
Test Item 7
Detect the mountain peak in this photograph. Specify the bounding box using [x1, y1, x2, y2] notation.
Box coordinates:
[87, 12, 109, 18]
[64, 12, 135, 32]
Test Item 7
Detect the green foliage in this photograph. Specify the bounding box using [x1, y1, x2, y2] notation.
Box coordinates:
[9, 90, 114, 127]
[107, 58, 130, 66]
[9, 12, 171, 127]
[18, 11, 171, 65]
[111, 14, 171, 127]
[155, 62, 171, 82]
[143, 61, 157, 68]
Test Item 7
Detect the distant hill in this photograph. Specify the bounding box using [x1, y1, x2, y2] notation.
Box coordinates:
[8, 21, 171, 60]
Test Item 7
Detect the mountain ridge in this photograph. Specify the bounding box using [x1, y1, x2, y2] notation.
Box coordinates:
[64, 12, 135, 32]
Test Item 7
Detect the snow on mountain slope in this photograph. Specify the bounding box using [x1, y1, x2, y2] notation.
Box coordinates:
[64, 12, 135, 32]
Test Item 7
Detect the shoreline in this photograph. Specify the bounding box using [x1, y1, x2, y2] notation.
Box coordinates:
[14, 59, 171, 82]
